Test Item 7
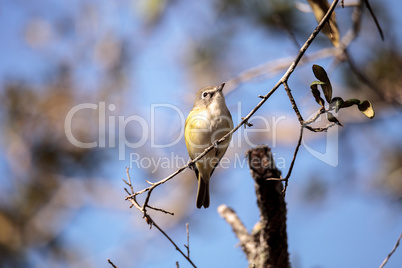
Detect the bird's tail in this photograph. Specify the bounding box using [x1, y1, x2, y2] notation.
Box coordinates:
[196, 175, 210, 209]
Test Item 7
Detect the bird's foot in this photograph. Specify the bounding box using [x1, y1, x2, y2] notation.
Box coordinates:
[213, 140, 219, 149]
[187, 159, 195, 170]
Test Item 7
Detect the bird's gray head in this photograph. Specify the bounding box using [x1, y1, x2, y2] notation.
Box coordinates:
[193, 83, 226, 109]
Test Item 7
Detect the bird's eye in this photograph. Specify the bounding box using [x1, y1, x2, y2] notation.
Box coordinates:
[202, 92, 208, 98]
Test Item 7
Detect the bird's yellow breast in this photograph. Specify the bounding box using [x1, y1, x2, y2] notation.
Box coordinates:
[185, 107, 233, 160]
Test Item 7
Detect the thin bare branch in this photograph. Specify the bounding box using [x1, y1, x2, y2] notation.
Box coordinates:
[124, 171, 197, 267]
[107, 259, 118, 268]
[283, 126, 304, 193]
[226, 0, 368, 98]
[304, 107, 326, 125]
[185, 223, 190, 258]
[379, 232, 402, 268]
[125, 167, 134, 193]
[305, 123, 336, 132]
[150, 216, 197, 268]
[283, 82, 304, 124]
[363, 0, 384, 40]
[125, 164, 189, 199]
[280, 0, 340, 84]
[146, 204, 174, 215]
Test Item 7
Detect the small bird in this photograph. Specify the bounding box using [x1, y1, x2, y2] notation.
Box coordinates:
[185, 83, 233, 208]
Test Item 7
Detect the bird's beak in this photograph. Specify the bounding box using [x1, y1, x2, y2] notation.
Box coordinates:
[217, 83, 225, 92]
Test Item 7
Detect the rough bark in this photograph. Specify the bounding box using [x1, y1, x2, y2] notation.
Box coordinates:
[247, 145, 290, 268]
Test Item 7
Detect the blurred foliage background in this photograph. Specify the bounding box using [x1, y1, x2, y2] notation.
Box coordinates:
[0, 0, 401, 267]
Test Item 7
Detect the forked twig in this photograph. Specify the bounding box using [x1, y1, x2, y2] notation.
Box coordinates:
[124, 168, 197, 267]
